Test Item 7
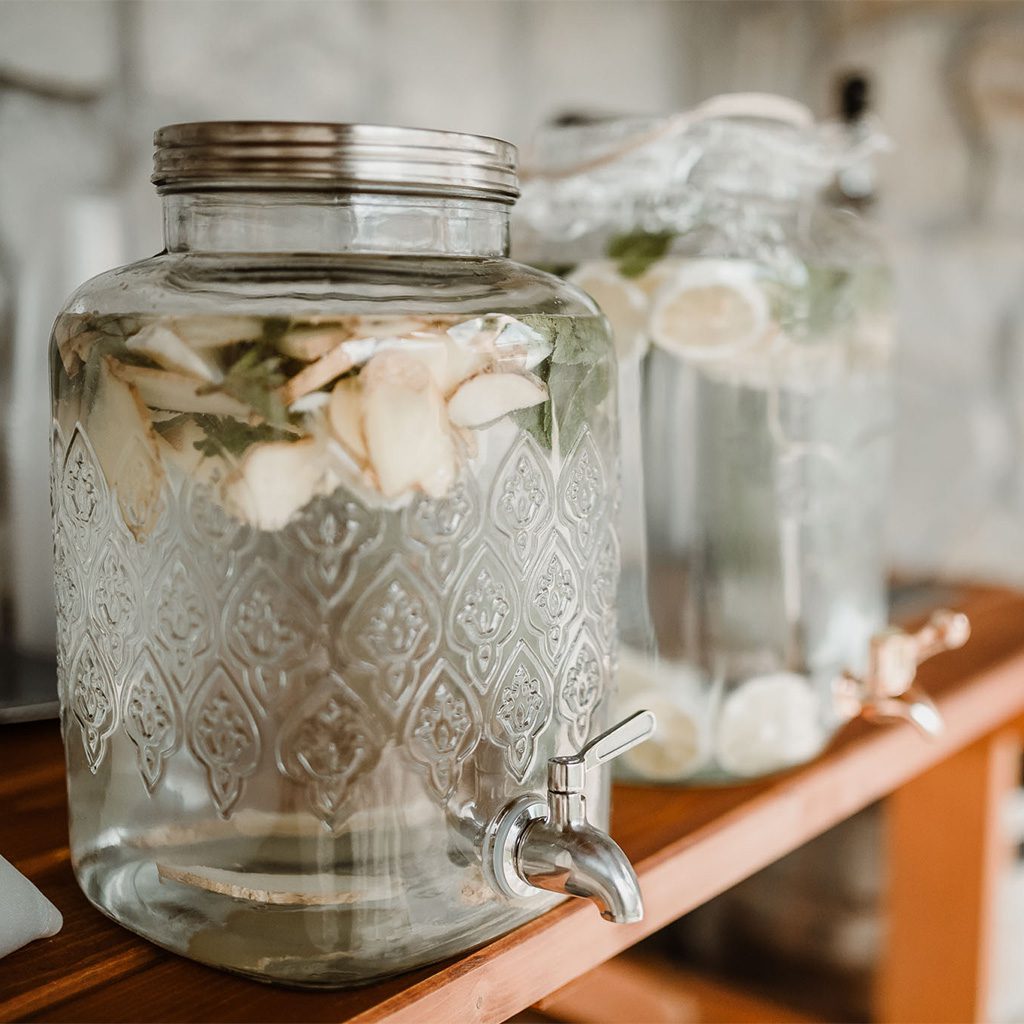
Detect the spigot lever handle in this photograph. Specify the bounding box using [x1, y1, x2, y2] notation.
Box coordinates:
[579, 709, 657, 771]
[485, 710, 654, 921]
[836, 608, 970, 739]
[549, 710, 656, 793]
[907, 609, 970, 663]
[870, 610, 970, 696]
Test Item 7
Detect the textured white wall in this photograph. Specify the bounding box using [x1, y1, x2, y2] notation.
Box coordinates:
[1, 0, 1023, 649]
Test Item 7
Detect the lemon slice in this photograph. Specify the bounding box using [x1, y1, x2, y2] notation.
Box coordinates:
[568, 261, 650, 362]
[615, 644, 661, 703]
[715, 672, 825, 778]
[614, 650, 710, 781]
[619, 688, 710, 781]
[648, 259, 769, 362]
[634, 257, 686, 299]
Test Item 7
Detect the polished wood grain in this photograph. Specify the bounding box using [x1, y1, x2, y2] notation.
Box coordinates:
[1, 584, 1022, 1024]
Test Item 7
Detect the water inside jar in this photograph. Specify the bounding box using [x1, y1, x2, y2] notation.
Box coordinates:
[53, 308, 616, 983]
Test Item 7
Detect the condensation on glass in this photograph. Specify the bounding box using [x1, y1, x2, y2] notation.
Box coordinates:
[516, 95, 968, 785]
[49, 122, 646, 986]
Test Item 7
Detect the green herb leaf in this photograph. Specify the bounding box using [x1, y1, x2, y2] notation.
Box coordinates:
[511, 357, 554, 449]
[190, 414, 297, 459]
[515, 315, 613, 451]
[550, 317, 609, 366]
[606, 230, 676, 279]
[81, 335, 131, 414]
[260, 316, 291, 348]
[211, 346, 289, 426]
[152, 413, 191, 439]
[550, 357, 610, 451]
[803, 266, 850, 337]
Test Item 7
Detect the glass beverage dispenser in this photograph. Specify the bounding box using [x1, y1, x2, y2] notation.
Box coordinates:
[50, 122, 654, 985]
[516, 95, 968, 783]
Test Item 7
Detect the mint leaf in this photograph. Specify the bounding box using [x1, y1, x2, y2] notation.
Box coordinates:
[191, 414, 297, 459]
[516, 315, 613, 451]
[511, 357, 554, 448]
[550, 357, 610, 451]
[208, 346, 289, 426]
[82, 335, 132, 413]
[607, 230, 675, 279]
[550, 317, 608, 366]
[152, 413, 191, 439]
[259, 316, 291, 348]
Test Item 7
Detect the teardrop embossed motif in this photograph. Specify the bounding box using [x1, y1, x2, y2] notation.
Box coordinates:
[187, 665, 260, 817]
[404, 476, 480, 585]
[490, 641, 552, 784]
[69, 635, 117, 772]
[404, 661, 480, 802]
[277, 672, 383, 831]
[122, 648, 179, 792]
[490, 431, 555, 572]
[52, 413, 619, 823]
[341, 553, 439, 715]
[448, 540, 518, 694]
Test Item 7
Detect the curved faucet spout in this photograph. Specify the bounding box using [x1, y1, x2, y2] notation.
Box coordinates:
[483, 712, 655, 925]
[517, 819, 643, 923]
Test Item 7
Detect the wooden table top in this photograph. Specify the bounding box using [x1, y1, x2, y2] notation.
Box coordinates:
[2, 582, 1023, 1024]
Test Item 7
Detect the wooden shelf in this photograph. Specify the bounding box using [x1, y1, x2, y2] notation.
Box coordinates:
[534, 951, 822, 1023]
[2, 583, 1023, 1024]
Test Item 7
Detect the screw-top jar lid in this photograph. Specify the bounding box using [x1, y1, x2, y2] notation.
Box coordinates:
[152, 121, 520, 203]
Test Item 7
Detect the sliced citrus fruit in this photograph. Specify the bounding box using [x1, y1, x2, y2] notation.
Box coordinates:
[615, 648, 710, 780]
[568, 261, 650, 362]
[634, 257, 688, 300]
[622, 692, 709, 780]
[715, 671, 824, 778]
[648, 259, 769, 362]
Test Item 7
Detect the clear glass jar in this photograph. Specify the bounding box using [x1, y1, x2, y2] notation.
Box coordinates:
[517, 97, 963, 784]
[50, 122, 638, 986]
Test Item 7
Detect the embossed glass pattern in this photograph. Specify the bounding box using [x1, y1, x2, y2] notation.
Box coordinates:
[51, 122, 619, 986]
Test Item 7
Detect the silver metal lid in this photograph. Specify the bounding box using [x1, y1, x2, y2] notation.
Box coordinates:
[152, 121, 519, 203]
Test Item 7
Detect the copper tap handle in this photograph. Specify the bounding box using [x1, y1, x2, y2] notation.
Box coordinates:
[869, 609, 971, 697]
[913, 609, 971, 660]
[860, 685, 945, 738]
[839, 608, 970, 738]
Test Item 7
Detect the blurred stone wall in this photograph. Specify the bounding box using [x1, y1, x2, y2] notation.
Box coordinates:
[1, 0, 1022, 650]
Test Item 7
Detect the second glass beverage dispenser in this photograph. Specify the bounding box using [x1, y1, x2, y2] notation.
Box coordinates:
[517, 95, 968, 783]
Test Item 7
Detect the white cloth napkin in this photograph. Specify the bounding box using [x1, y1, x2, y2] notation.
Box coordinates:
[0, 854, 62, 958]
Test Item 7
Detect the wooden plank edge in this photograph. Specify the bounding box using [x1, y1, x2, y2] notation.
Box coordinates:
[535, 953, 821, 1023]
[345, 639, 1024, 1024]
[0, 947, 160, 1023]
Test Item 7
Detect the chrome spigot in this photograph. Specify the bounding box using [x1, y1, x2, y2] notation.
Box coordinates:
[483, 710, 655, 924]
[834, 609, 970, 737]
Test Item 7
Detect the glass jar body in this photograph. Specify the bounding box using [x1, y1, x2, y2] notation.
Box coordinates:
[518, 194, 893, 784]
[51, 194, 619, 985]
